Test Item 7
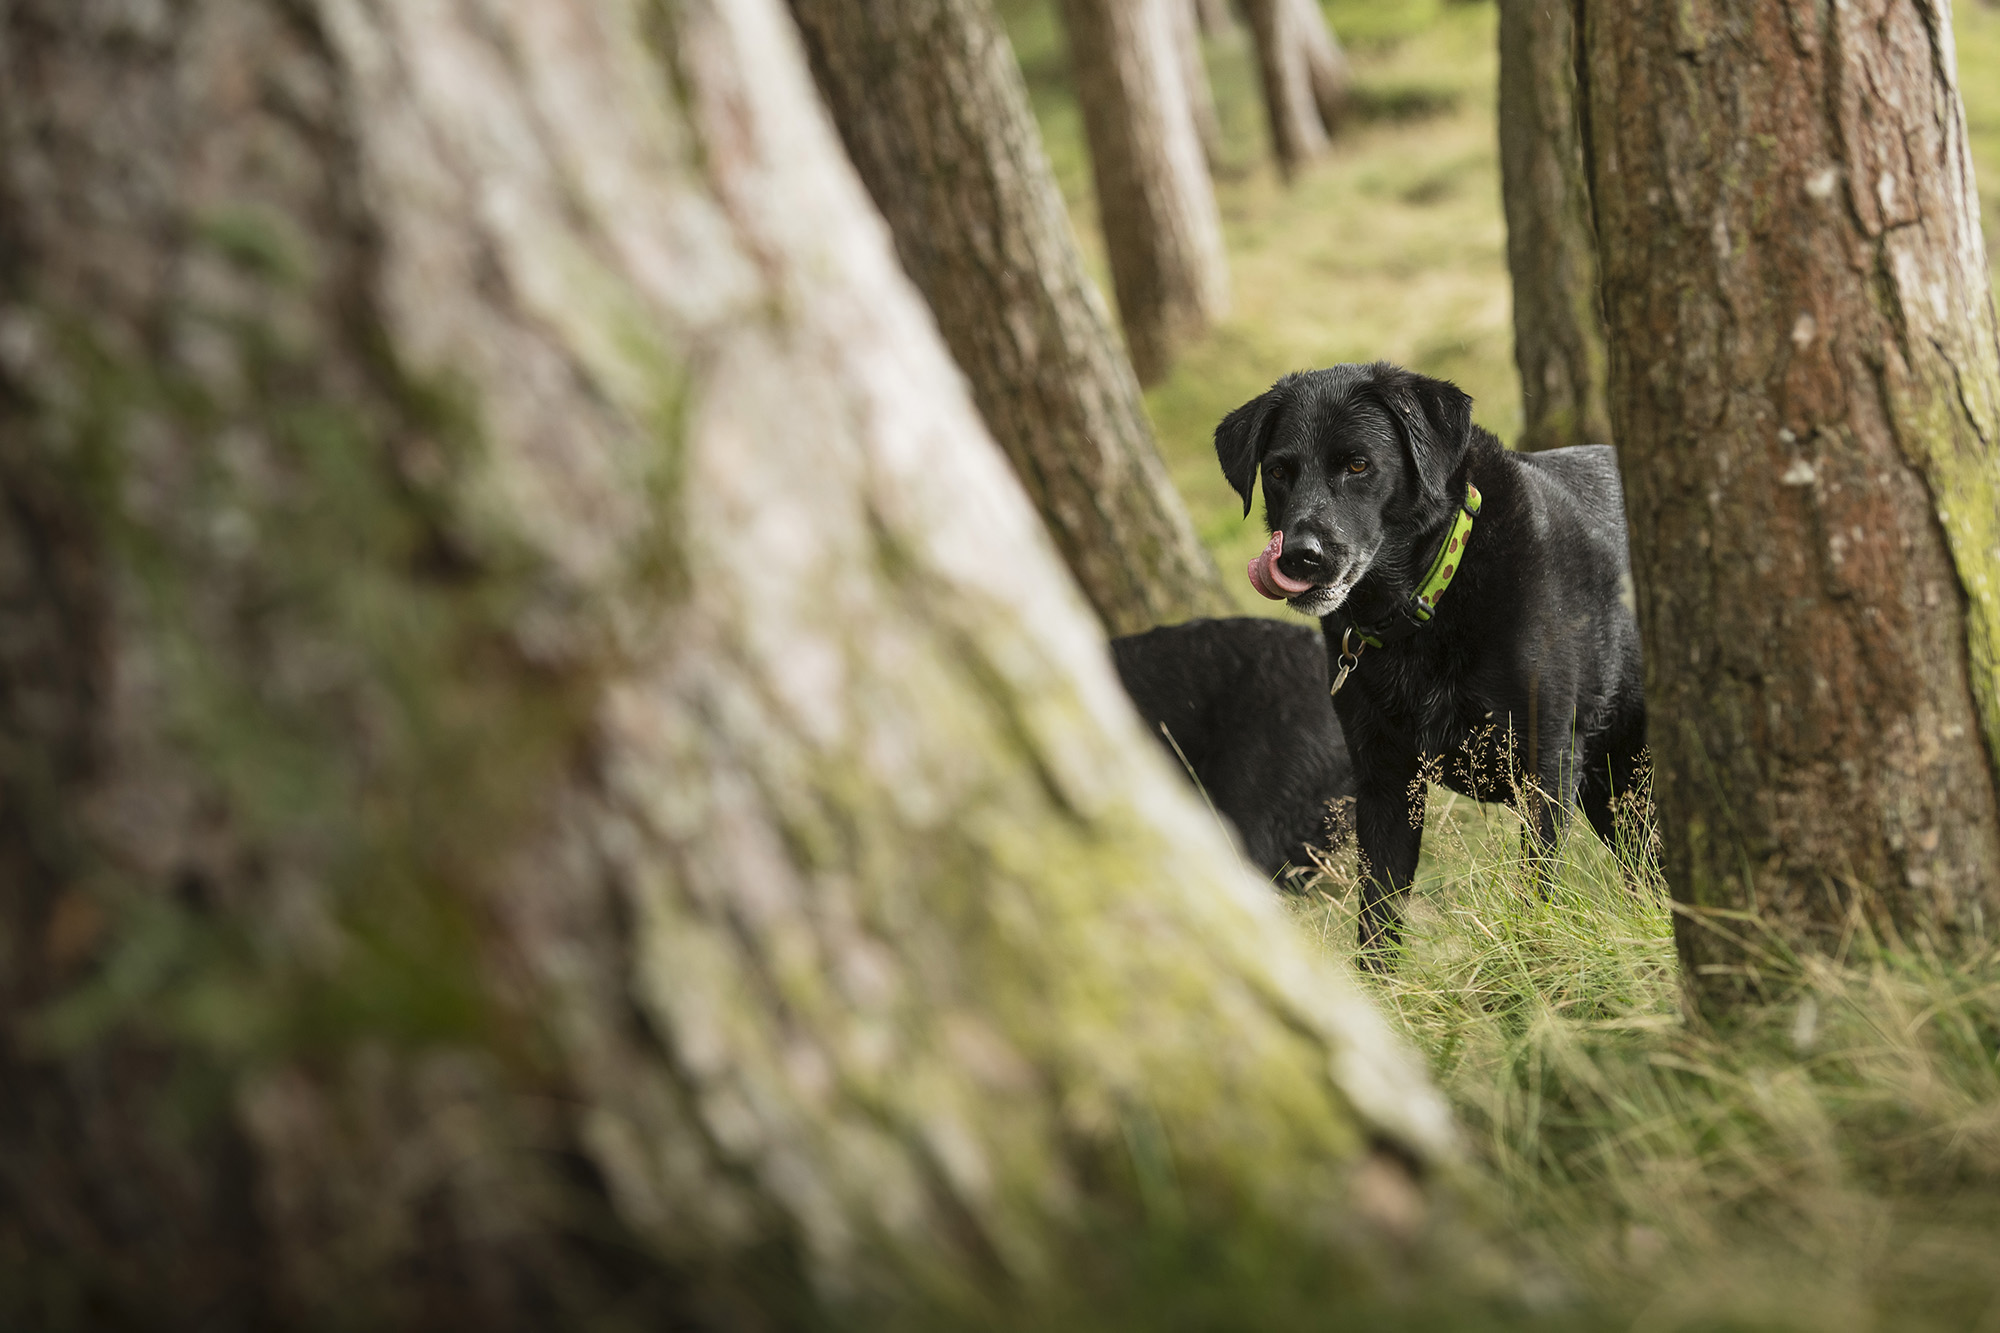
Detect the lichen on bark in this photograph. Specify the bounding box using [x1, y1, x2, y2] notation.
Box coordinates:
[1579, 0, 2000, 1004]
[1, 0, 1492, 1325]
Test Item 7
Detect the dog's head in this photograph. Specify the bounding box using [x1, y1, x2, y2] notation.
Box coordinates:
[1215, 362, 1472, 617]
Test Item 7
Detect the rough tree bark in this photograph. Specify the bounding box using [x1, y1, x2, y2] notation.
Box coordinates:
[1056, 0, 1231, 383]
[790, 0, 1234, 634]
[1580, 0, 2000, 1006]
[0, 0, 1480, 1326]
[1497, 0, 1611, 451]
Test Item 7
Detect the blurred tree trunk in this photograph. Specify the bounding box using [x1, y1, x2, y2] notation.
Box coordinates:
[1580, 0, 2000, 1008]
[1194, 0, 1236, 37]
[1292, 0, 1352, 135]
[791, 0, 1234, 636]
[1057, 0, 1231, 383]
[1168, 0, 1230, 169]
[1497, 0, 1610, 451]
[0, 0, 1473, 1327]
[1241, 0, 1328, 176]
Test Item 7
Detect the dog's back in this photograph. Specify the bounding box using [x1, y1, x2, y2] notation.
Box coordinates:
[1111, 617, 1353, 876]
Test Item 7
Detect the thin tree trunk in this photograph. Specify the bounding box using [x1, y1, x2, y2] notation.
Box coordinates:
[1168, 0, 1231, 170]
[1291, 0, 1352, 135]
[1580, 0, 2000, 1008]
[790, 0, 1235, 636]
[1497, 0, 1611, 451]
[1194, 0, 1236, 38]
[1241, 0, 1329, 178]
[0, 0, 1475, 1324]
[1057, 0, 1232, 384]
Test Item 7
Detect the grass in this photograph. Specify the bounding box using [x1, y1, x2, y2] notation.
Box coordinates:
[996, 1, 2000, 1325]
[1291, 797, 2000, 1331]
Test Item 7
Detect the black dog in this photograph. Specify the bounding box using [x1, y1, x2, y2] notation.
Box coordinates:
[1112, 618, 1354, 877]
[1217, 362, 1646, 957]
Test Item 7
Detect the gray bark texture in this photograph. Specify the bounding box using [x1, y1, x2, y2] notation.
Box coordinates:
[789, 0, 1234, 635]
[1580, 0, 2000, 1008]
[1056, 0, 1232, 383]
[1497, 0, 1611, 451]
[0, 0, 1483, 1326]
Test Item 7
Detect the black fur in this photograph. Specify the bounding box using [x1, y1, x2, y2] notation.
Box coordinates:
[1111, 618, 1354, 877]
[1215, 362, 1647, 958]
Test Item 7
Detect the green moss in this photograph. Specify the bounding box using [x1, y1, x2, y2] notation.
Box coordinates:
[197, 205, 313, 288]
[28, 278, 596, 1080]
[1907, 404, 2000, 796]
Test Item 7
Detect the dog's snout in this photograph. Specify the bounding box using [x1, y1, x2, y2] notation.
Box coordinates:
[1276, 531, 1332, 582]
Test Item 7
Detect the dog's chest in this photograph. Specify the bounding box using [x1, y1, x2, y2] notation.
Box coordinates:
[1351, 643, 1521, 779]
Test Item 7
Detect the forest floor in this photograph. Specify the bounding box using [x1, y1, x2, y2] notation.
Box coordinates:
[999, 1, 2000, 1327]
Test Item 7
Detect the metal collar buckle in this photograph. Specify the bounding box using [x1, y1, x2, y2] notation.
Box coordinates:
[1330, 627, 1365, 698]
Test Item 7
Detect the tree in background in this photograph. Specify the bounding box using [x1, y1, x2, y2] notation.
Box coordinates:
[1293, 0, 1353, 139]
[1168, 0, 1231, 169]
[791, 0, 1234, 635]
[1581, 0, 2000, 1008]
[1194, 0, 1236, 38]
[1241, 0, 1352, 179]
[1496, 0, 1611, 451]
[0, 0, 1486, 1325]
[1057, 0, 1231, 383]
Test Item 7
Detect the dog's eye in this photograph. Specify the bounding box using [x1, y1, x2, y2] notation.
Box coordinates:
[1265, 462, 1293, 485]
[1346, 457, 1369, 474]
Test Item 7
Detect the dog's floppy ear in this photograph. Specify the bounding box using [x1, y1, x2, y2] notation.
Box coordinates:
[1214, 375, 1298, 517]
[1372, 363, 1472, 505]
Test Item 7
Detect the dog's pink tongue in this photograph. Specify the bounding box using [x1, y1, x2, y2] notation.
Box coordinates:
[1247, 531, 1316, 599]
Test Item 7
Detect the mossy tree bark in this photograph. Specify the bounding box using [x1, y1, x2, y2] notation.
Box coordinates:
[1497, 0, 1611, 451]
[0, 0, 1481, 1326]
[790, 0, 1234, 635]
[1056, 0, 1231, 384]
[1580, 0, 2000, 1007]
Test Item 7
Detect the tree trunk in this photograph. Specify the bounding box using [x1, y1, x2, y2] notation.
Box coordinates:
[1580, 0, 2000, 1008]
[789, 0, 1235, 637]
[0, 0, 1477, 1325]
[1242, 0, 1329, 177]
[1497, 0, 1611, 451]
[1194, 0, 1237, 38]
[1168, 0, 1231, 170]
[1291, 0, 1353, 136]
[1057, 0, 1232, 383]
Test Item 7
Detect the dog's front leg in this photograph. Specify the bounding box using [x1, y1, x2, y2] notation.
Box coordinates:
[1518, 735, 1583, 896]
[1353, 763, 1424, 969]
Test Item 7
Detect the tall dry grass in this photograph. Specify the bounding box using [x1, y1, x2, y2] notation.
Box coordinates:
[1292, 792, 2000, 1331]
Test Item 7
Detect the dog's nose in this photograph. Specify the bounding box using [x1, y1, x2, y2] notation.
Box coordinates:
[1276, 531, 1331, 582]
